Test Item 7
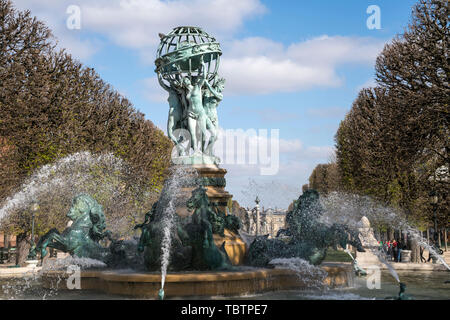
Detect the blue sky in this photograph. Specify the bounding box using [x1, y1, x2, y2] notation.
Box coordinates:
[12, 0, 418, 208]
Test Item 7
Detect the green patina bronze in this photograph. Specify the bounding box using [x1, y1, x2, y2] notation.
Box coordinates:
[135, 186, 241, 271]
[29, 194, 140, 267]
[155, 26, 225, 165]
[246, 189, 366, 267]
[196, 176, 226, 188]
[352, 259, 367, 277]
[30, 194, 111, 261]
[385, 283, 414, 300]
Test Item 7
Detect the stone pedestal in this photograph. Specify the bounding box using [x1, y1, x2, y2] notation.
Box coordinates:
[174, 164, 246, 265]
[175, 164, 232, 217]
[194, 164, 232, 213]
[41, 264, 353, 298]
[213, 229, 246, 266]
[356, 216, 382, 266]
[401, 250, 411, 263]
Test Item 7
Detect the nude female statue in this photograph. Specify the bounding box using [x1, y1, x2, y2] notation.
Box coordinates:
[181, 57, 209, 154]
[203, 77, 225, 156]
[158, 73, 185, 155]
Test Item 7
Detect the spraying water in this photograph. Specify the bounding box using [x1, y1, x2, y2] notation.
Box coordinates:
[160, 201, 175, 292]
[0, 151, 156, 237]
[269, 258, 328, 289]
[320, 192, 449, 271]
[344, 249, 355, 261]
[154, 166, 198, 296]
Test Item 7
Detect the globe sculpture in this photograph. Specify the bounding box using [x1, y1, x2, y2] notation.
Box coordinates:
[155, 26, 225, 165]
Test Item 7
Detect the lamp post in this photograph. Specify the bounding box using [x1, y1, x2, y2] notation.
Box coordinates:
[255, 196, 260, 236]
[429, 191, 440, 250]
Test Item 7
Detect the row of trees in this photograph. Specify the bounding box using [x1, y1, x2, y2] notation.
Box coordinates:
[0, 0, 173, 263]
[309, 0, 448, 232]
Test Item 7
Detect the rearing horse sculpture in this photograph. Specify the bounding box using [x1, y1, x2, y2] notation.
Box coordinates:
[30, 194, 111, 261]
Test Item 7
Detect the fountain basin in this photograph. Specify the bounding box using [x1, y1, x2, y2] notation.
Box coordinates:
[41, 263, 352, 298]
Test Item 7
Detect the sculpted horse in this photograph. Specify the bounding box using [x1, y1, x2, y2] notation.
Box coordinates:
[134, 185, 239, 271]
[246, 189, 365, 267]
[30, 194, 111, 261]
[183, 185, 232, 270]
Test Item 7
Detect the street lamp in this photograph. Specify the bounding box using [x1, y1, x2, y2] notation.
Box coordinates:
[255, 196, 260, 236]
[429, 191, 439, 249]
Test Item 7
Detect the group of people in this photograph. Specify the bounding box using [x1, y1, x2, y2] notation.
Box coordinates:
[379, 239, 441, 263]
[379, 239, 406, 262]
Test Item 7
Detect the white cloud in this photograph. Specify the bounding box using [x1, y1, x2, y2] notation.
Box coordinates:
[82, 0, 266, 48]
[219, 35, 386, 95]
[12, 0, 266, 60]
[221, 56, 341, 95]
[286, 35, 383, 66]
[14, 1, 387, 95]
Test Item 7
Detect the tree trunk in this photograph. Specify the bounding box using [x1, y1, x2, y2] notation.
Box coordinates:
[409, 237, 419, 263]
[445, 228, 448, 252]
[388, 228, 394, 241]
[15, 233, 30, 266]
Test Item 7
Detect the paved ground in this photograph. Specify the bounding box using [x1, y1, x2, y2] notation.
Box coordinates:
[444, 251, 450, 265]
[357, 249, 450, 271]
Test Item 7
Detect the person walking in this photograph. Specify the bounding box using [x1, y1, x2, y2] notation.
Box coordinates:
[387, 241, 392, 260]
[392, 240, 398, 262]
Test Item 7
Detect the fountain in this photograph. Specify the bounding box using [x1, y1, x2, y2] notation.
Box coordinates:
[246, 189, 366, 267]
[0, 26, 447, 301]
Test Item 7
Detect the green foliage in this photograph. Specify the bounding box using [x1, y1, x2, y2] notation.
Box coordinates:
[323, 249, 353, 263]
[0, 0, 172, 235]
[333, 0, 449, 228]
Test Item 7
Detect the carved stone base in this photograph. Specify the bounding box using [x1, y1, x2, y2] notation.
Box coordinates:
[213, 229, 246, 266]
[42, 264, 353, 298]
[172, 164, 246, 265]
[175, 164, 232, 217]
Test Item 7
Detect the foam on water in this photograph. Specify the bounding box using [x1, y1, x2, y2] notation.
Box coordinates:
[269, 257, 328, 289]
[41, 256, 107, 271]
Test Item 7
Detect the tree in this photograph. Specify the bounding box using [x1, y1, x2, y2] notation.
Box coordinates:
[0, 0, 173, 264]
[308, 163, 342, 195]
[375, 0, 448, 227]
[334, 0, 448, 251]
